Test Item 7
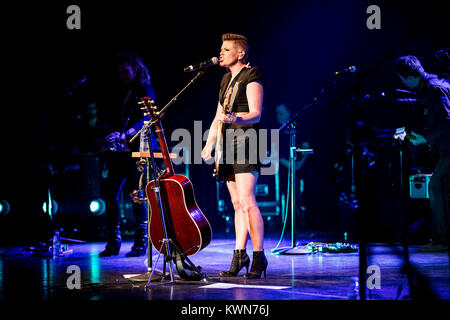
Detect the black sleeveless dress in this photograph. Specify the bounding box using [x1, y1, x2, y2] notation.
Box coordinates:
[218, 66, 264, 175]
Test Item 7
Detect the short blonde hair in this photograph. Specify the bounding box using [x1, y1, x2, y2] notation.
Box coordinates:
[222, 33, 249, 63]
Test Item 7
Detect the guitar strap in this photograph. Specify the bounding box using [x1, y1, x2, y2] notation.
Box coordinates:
[222, 66, 248, 112]
[228, 82, 239, 113]
[215, 85, 234, 166]
[223, 85, 234, 112]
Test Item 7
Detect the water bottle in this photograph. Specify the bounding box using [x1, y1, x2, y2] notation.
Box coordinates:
[347, 276, 360, 300]
[52, 230, 61, 259]
[140, 122, 150, 153]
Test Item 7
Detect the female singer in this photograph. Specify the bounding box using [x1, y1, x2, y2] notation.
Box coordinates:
[202, 33, 267, 279]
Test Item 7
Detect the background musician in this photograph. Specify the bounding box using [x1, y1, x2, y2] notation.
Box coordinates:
[395, 55, 450, 251]
[98, 51, 156, 257]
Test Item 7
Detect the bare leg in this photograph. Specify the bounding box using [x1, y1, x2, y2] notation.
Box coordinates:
[226, 175, 249, 249]
[235, 172, 264, 251]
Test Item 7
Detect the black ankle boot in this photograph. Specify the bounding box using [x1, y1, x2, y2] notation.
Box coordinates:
[244, 250, 268, 279]
[125, 241, 148, 257]
[99, 226, 121, 257]
[99, 239, 122, 257]
[220, 249, 250, 277]
[126, 226, 148, 257]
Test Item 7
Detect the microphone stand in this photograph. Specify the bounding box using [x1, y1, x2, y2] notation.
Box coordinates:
[350, 84, 368, 300]
[29, 77, 88, 258]
[145, 122, 176, 287]
[129, 71, 205, 144]
[272, 75, 348, 255]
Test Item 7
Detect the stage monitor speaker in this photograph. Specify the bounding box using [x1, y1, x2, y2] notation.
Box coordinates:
[409, 174, 432, 199]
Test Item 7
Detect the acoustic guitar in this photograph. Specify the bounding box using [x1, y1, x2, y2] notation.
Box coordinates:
[138, 97, 212, 257]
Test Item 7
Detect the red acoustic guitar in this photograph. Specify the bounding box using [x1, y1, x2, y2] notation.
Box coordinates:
[139, 97, 212, 257]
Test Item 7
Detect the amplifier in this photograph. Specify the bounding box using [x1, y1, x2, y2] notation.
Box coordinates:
[409, 174, 432, 199]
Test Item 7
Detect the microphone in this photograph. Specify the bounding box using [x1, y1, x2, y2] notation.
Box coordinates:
[335, 66, 356, 76]
[184, 57, 219, 72]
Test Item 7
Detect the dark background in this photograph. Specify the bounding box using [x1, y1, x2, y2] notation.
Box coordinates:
[1, 0, 448, 244]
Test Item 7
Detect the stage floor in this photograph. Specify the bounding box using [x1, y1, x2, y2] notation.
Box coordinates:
[1, 235, 449, 301]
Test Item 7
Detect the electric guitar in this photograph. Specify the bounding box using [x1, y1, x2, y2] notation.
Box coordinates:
[213, 85, 234, 183]
[393, 127, 417, 142]
[394, 127, 438, 160]
[94, 126, 141, 153]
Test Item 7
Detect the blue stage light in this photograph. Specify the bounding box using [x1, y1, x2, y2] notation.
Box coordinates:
[89, 199, 105, 215]
[42, 200, 58, 215]
[0, 200, 11, 216]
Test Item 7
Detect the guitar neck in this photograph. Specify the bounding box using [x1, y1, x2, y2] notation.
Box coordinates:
[153, 120, 175, 177]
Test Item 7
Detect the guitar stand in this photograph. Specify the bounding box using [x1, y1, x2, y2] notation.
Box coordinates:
[146, 238, 176, 287]
[145, 237, 207, 288]
[140, 121, 207, 289]
[172, 242, 206, 282]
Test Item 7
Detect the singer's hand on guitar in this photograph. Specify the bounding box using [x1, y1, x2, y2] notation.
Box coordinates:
[408, 131, 427, 146]
[218, 112, 237, 124]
